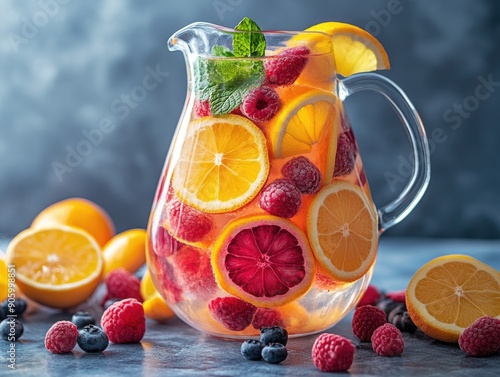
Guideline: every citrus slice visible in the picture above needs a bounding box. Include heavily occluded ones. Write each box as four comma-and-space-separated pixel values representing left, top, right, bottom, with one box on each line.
268, 88, 339, 184
172, 114, 269, 213
102, 229, 146, 277
31, 198, 115, 247
143, 293, 176, 322
307, 181, 378, 282
140, 268, 157, 300
0, 255, 8, 301
5, 226, 103, 308
406, 254, 500, 343
211, 215, 315, 308
304, 22, 390, 77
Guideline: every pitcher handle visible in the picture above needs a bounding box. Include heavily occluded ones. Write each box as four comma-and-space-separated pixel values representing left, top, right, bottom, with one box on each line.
338, 73, 431, 233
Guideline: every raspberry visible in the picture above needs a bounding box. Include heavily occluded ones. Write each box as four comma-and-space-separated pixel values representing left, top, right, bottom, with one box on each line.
281, 156, 322, 194
385, 290, 406, 303
194, 99, 211, 118
259, 179, 302, 218
165, 197, 213, 243
102, 268, 143, 305
352, 305, 387, 341
458, 316, 500, 357
45, 321, 79, 354
152, 225, 182, 257
312, 333, 355, 372
333, 131, 357, 177
101, 298, 145, 343
371, 323, 404, 356
252, 308, 284, 330
156, 258, 183, 304
208, 297, 257, 331
265, 46, 310, 86
356, 285, 381, 307
240, 85, 281, 122
172, 246, 216, 296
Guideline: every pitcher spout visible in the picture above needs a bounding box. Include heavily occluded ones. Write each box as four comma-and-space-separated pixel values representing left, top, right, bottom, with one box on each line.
168, 22, 230, 56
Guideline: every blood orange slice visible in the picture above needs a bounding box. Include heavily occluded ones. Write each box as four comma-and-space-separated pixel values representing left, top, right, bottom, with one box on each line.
211, 215, 315, 308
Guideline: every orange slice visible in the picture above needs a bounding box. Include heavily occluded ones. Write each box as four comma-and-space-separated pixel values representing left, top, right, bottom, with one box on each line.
172, 114, 269, 213
5, 226, 103, 308
211, 215, 315, 308
143, 293, 176, 322
268, 88, 339, 184
102, 229, 146, 277
307, 181, 378, 282
0, 255, 7, 301
31, 198, 115, 247
406, 254, 500, 343
303, 22, 390, 77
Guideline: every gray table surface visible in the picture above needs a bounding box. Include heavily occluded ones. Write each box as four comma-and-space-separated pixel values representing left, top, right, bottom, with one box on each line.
1, 237, 499, 377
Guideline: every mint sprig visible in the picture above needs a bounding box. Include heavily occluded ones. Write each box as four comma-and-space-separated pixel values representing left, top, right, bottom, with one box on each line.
193, 17, 267, 115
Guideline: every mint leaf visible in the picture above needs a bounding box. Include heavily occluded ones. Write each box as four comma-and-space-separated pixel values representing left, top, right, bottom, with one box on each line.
212, 45, 234, 57
210, 85, 248, 115
233, 17, 266, 57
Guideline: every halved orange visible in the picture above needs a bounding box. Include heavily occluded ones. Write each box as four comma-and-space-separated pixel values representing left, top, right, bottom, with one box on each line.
211, 215, 315, 308
102, 229, 146, 277
31, 198, 115, 248
5, 226, 103, 308
172, 114, 269, 213
268, 87, 339, 184
307, 181, 378, 282
406, 254, 500, 343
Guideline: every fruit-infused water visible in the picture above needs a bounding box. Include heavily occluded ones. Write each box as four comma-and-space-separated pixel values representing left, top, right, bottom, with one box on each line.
146, 18, 380, 338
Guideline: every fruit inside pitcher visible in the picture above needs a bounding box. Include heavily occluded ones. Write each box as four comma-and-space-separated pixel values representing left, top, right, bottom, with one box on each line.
147, 21, 379, 338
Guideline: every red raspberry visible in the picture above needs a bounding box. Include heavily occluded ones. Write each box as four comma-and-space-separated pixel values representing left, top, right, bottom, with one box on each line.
193, 98, 211, 118
252, 308, 284, 329
240, 85, 281, 122
352, 305, 387, 341
208, 297, 257, 331
165, 197, 213, 243
312, 333, 355, 372
156, 258, 183, 304
172, 246, 216, 296
458, 316, 500, 357
45, 321, 78, 354
265, 46, 310, 86
281, 156, 322, 194
333, 131, 357, 177
357, 285, 381, 307
103, 268, 143, 304
385, 290, 406, 303
259, 179, 302, 218
371, 323, 404, 356
101, 298, 145, 343
152, 225, 182, 257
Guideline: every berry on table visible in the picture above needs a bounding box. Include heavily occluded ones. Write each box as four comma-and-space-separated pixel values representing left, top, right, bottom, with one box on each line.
164, 197, 213, 243
77, 324, 109, 353
458, 316, 500, 357
241, 85, 281, 122
0, 318, 24, 341
102, 268, 143, 304
259, 326, 288, 346
261, 343, 288, 364
333, 131, 357, 178
385, 290, 406, 303
45, 321, 78, 354
376, 298, 401, 318
241, 339, 264, 361
312, 333, 354, 372
371, 323, 404, 356
356, 285, 381, 307
101, 298, 145, 344
259, 179, 302, 218
208, 297, 257, 331
265, 46, 310, 86
352, 305, 387, 341
0, 298, 27, 318
388, 304, 417, 333
71, 311, 96, 330
281, 156, 322, 194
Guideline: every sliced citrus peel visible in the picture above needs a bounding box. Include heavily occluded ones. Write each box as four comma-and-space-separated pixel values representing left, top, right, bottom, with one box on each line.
406, 254, 500, 343
307, 181, 378, 283
172, 114, 270, 214
211, 215, 315, 308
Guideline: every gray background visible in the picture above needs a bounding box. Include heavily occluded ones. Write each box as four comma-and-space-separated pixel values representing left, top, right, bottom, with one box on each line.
1, 0, 499, 239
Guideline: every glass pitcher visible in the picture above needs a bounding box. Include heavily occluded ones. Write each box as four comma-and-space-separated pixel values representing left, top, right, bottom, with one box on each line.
146, 22, 430, 338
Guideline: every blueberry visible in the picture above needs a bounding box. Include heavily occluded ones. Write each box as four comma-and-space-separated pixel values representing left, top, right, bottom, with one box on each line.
71, 311, 96, 330
375, 298, 400, 318
0, 298, 27, 318
260, 326, 288, 346
261, 343, 287, 364
77, 325, 109, 353
241, 339, 264, 360
388, 304, 417, 333
0, 318, 24, 341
